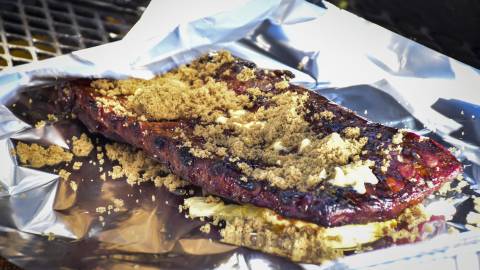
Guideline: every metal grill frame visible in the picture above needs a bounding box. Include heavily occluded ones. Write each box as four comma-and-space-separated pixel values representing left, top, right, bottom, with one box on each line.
0, 0, 145, 70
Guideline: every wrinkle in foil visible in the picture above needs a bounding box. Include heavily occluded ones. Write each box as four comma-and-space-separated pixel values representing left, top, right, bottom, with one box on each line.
0, 0, 479, 269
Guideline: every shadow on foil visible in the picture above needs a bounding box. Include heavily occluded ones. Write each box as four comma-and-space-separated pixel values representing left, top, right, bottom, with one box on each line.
316, 84, 423, 130
432, 98, 480, 147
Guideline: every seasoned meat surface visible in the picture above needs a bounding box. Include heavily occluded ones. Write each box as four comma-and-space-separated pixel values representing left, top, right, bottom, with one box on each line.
56, 51, 462, 227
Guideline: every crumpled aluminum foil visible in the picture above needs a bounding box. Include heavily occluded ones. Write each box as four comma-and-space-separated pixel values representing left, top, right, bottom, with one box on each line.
0, 0, 479, 269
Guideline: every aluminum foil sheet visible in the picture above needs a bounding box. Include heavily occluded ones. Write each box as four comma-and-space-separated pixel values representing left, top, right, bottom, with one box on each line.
0, 0, 479, 269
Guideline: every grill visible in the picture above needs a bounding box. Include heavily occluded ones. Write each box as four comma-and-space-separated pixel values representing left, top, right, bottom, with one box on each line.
0, 1, 149, 268
0, 0, 148, 71
2, 0, 478, 72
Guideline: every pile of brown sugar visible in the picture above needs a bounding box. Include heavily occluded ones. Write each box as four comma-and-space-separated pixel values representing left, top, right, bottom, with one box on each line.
15, 142, 73, 168
184, 196, 428, 264
71, 134, 94, 157
91, 51, 374, 192
15, 132, 186, 193
105, 142, 187, 191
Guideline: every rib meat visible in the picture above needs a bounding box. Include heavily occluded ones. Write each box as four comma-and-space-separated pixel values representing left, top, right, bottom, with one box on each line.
56, 53, 462, 227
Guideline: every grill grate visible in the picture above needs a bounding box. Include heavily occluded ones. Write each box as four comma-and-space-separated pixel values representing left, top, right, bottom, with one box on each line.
0, 0, 147, 71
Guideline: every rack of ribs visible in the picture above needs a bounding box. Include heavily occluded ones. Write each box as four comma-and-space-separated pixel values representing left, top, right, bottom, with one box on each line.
55, 51, 462, 227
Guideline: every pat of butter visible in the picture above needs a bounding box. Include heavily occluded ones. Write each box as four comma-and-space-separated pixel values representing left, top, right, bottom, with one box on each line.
321, 133, 346, 150
229, 109, 247, 118
273, 141, 287, 152
299, 138, 311, 153
215, 116, 228, 124
319, 168, 327, 180
329, 163, 378, 194
233, 121, 265, 129
392, 132, 403, 144
184, 196, 396, 250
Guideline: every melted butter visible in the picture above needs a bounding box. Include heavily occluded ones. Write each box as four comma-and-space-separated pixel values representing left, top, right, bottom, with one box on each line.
299, 138, 311, 153
273, 141, 287, 152
329, 162, 378, 194
229, 109, 247, 118
233, 121, 266, 129
322, 133, 347, 150
215, 115, 228, 124
318, 168, 328, 180
184, 196, 397, 250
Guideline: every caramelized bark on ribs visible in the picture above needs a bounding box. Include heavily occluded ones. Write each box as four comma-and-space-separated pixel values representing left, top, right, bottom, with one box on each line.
56, 53, 462, 227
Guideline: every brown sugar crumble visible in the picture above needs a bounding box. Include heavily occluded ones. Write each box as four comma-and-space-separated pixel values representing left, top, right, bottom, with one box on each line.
105, 143, 187, 190
16, 142, 73, 168
58, 169, 71, 180
274, 80, 289, 89
47, 232, 55, 241
72, 161, 83, 170
127, 74, 249, 122
199, 223, 211, 234
71, 133, 94, 157
392, 131, 404, 145
184, 196, 427, 264
109, 165, 124, 179
96, 206, 106, 214
89, 50, 378, 192
318, 110, 335, 120
343, 127, 361, 139
47, 114, 58, 122
97, 152, 105, 165
236, 67, 256, 82
95, 198, 126, 216
69, 181, 78, 191
153, 174, 187, 192
35, 120, 46, 128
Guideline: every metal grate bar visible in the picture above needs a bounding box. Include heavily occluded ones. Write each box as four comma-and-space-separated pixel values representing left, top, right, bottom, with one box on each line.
0, 0, 146, 71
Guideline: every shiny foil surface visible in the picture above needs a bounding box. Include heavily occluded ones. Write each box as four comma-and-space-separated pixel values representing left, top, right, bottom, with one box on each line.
0, 0, 479, 269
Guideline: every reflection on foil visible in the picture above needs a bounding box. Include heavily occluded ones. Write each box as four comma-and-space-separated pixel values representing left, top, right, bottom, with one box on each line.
367, 35, 455, 79
432, 98, 480, 146
243, 20, 321, 81
98, 206, 174, 253
0, 105, 30, 138
317, 85, 423, 130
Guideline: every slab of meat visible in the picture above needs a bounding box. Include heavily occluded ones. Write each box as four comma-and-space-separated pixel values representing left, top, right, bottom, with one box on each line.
55, 52, 462, 227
